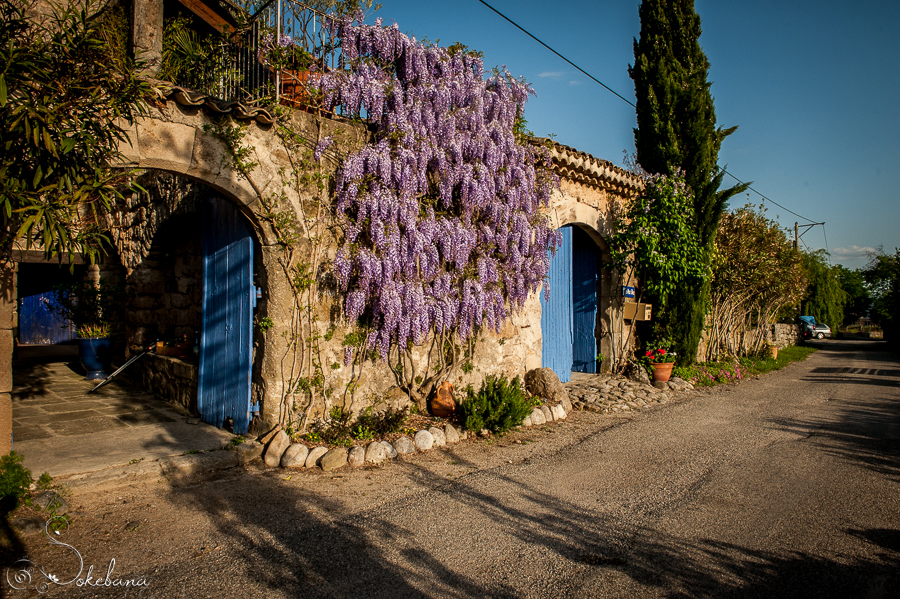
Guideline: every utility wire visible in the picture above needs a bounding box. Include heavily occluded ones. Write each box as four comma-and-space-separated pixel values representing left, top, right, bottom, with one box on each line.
476, 0, 636, 107
722, 171, 816, 224
476, 0, 822, 227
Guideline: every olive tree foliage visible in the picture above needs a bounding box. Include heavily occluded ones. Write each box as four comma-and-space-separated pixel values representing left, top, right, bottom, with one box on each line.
705, 205, 805, 360
801, 250, 847, 333
608, 172, 705, 367
864, 247, 900, 341
0, 0, 149, 263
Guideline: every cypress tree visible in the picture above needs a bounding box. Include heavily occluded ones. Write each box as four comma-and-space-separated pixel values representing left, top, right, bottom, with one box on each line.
629, 0, 748, 363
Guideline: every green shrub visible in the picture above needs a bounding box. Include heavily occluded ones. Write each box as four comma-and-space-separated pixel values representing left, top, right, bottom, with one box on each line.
0, 452, 33, 513
309, 406, 410, 446
457, 375, 532, 435
351, 424, 374, 441
356, 406, 409, 436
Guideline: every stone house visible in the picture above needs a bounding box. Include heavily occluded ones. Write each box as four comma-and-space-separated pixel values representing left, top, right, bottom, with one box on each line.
0, 0, 644, 451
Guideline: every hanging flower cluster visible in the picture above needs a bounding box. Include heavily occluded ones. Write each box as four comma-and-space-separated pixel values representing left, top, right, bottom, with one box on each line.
320, 15, 560, 361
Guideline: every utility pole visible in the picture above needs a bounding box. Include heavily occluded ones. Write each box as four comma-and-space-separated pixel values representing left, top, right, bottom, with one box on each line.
794, 222, 825, 250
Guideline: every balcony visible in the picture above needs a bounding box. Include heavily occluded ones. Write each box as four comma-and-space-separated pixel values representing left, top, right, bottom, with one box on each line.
160, 0, 342, 110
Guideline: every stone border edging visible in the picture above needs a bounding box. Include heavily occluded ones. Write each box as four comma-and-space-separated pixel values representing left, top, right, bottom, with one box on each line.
260, 399, 584, 473
55, 374, 696, 490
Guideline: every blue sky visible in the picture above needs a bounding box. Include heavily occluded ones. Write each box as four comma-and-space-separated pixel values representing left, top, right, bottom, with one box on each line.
366, 0, 900, 270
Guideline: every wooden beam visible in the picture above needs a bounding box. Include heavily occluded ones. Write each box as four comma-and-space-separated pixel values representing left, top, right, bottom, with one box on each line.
177, 0, 235, 33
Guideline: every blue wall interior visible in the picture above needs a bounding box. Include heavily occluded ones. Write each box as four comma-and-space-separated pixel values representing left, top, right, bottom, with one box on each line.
18, 292, 76, 345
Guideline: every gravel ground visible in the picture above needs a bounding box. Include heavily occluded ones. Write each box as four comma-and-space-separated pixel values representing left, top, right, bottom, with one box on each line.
3, 339, 899, 598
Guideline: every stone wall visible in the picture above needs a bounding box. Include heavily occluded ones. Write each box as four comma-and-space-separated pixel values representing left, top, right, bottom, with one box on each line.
138, 353, 197, 413
114, 95, 645, 431
124, 210, 204, 347
697, 321, 802, 361
101, 171, 206, 350
772, 323, 801, 348
0, 264, 15, 453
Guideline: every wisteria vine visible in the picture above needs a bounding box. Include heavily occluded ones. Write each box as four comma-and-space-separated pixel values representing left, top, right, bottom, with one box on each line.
319, 15, 560, 363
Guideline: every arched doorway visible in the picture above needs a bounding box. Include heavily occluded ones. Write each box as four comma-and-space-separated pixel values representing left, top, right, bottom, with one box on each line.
541, 224, 603, 382
112, 174, 261, 435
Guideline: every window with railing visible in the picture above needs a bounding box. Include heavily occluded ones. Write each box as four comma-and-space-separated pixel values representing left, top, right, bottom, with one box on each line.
160, 0, 342, 108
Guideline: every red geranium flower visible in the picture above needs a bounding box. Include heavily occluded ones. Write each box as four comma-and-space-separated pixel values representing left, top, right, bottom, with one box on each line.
657, 349, 666, 356
645, 350, 653, 357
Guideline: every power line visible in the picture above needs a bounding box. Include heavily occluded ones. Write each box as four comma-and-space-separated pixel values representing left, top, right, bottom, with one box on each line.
722, 171, 816, 224
475, 0, 823, 228
475, 0, 635, 107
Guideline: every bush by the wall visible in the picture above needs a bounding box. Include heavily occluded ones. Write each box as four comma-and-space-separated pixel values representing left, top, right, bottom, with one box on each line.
457, 375, 532, 435
0, 452, 33, 513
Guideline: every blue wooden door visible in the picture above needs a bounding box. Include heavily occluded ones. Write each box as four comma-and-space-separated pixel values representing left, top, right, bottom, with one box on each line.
18, 292, 76, 344
541, 226, 573, 382
200, 197, 254, 434
572, 227, 599, 373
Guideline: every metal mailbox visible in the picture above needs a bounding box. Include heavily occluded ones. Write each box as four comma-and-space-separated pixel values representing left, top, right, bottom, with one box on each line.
623, 302, 652, 321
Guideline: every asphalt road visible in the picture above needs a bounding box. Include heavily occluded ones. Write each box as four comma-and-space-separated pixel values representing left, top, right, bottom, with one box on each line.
7, 339, 900, 598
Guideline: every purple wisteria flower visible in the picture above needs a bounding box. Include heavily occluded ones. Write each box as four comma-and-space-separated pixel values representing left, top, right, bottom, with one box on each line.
323, 15, 560, 360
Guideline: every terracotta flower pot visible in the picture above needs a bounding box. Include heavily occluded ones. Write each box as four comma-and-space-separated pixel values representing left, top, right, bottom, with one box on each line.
650, 361, 674, 383
280, 70, 320, 108
430, 381, 456, 418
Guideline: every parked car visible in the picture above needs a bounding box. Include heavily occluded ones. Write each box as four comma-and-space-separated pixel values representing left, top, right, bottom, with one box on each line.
810, 323, 831, 339
798, 316, 831, 339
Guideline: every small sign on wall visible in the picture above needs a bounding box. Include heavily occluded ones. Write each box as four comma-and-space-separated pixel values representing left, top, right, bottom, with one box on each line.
622, 286, 636, 298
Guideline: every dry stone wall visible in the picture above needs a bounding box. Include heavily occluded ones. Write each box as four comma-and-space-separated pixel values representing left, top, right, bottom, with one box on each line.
697, 321, 802, 361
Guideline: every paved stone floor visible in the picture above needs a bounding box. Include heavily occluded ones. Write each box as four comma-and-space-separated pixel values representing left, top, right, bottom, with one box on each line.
11, 346, 236, 477
12, 356, 183, 443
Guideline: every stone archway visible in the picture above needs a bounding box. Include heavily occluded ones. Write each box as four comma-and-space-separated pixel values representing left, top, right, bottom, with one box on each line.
112, 101, 302, 429
538, 144, 645, 375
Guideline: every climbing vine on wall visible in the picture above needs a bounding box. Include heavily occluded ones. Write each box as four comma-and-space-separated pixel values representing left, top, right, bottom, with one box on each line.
317, 15, 560, 407
607, 171, 705, 367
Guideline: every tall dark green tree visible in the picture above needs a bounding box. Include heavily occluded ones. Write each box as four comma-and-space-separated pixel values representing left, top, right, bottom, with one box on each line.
629, 0, 748, 363
835, 265, 871, 325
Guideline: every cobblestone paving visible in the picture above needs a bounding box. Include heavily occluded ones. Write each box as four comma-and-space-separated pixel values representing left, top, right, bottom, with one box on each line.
564, 372, 694, 414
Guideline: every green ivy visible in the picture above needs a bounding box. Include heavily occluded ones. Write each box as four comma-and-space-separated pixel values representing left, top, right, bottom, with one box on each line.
609, 173, 706, 312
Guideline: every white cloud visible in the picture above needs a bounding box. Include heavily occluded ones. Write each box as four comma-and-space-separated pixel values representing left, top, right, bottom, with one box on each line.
569, 80, 581, 86
831, 245, 878, 261
537, 71, 563, 79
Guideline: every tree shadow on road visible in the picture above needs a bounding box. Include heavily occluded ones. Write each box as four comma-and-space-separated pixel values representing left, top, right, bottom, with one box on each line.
768, 391, 900, 483
137, 434, 900, 599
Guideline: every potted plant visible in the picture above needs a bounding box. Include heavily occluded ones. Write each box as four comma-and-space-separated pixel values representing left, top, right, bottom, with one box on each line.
643, 339, 676, 383
258, 33, 320, 107
51, 278, 122, 380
